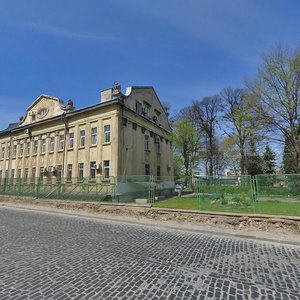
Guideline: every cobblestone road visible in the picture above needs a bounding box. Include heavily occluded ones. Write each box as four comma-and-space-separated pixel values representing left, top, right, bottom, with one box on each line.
0, 207, 299, 300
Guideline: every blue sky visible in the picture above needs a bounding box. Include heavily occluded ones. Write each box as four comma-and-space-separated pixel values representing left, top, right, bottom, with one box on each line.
1, 0, 300, 130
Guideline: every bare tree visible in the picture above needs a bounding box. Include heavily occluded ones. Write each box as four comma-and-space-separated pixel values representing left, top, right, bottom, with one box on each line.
248, 46, 300, 172
191, 96, 220, 176
220, 87, 259, 175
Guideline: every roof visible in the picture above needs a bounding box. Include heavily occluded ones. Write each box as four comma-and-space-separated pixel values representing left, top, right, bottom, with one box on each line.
0, 98, 120, 136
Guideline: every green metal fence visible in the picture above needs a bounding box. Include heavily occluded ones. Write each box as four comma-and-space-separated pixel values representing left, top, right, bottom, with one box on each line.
0, 177, 115, 201
0, 175, 165, 204
255, 174, 300, 201
1, 174, 300, 215
195, 175, 257, 212
112, 175, 154, 204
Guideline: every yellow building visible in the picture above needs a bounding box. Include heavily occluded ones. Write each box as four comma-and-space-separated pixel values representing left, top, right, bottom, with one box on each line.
0, 84, 173, 183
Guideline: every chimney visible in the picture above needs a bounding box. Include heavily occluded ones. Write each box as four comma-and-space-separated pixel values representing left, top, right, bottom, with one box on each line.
100, 88, 113, 103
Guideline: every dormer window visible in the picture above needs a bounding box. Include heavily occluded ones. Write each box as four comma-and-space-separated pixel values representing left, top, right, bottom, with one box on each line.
136, 101, 142, 114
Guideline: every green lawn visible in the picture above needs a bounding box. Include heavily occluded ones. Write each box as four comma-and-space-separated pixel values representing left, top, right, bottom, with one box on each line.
153, 197, 300, 217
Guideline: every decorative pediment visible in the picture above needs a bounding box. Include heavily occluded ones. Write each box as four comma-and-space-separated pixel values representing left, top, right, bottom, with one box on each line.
19, 95, 74, 126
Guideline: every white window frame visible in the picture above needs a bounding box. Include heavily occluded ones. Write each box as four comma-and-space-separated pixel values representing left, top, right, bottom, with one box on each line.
104, 125, 110, 143
59, 135, 65, 151
26, 142, 30, 156
1, 147, 4, 160
80, 130, 85, 147
19, 143, 24, 157
50, 137, 55, 152
41, 139, 46, 153
67, 164, 73, 181
91, 127, 97, 145
34, 140, 38, 154
90, 161, 96, 180
69, 132, 74, 149
78, 163, 84, 181
103, 160, 110, 179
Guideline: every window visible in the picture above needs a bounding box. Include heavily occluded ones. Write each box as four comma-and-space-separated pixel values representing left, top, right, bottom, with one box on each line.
104, 125, 110, 143
59, 135, 65, 151
26, 142, 30, 156
47, 166, 53, 183
24, 168, 29, 180
31, 167, 36, 183
145, 164, 150, 175
57, 165, 62, 181
17, 169, 21, 179
0, 170, 2, 182
13, 145, 17, 157
19, 144, 24, 157
50, 137, 55, 152
78, 163, 84, 181
91, 127, 97, 145
1, 147, 4, 160
103, 160, 110, 179
142, 106, 149, 118
7, 146, 10, 159
90, 161, 96, 180
156, 142, 161, 154
144, 135, 149, 151
157, 166, 161, 177
41, 139, 46, 153
39, 167, 44, 179
38, 108, 48, 117
69, 132, 74, 149
10, 169, 15, 184
34, 140, 38, 154
80, 130, 85, 147
136, 101, 142, 114
67, 164, 72, 181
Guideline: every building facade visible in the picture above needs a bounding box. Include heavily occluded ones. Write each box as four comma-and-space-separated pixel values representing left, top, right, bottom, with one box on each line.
0, 84, 173, 183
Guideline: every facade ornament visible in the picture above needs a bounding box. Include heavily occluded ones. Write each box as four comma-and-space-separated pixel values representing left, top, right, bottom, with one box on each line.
112, 82, 122, 98
62, 99, 74, 112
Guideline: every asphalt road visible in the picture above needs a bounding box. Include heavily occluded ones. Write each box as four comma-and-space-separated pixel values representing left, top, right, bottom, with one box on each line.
0, 207, 299, 300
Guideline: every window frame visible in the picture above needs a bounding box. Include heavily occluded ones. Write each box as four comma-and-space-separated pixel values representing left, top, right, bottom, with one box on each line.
91, 127, 97, 145
49, 137, 55, 153
144, 135, 149, 151
58, 135, 65, 151
103, 160, 110, 179
104, 125, 110, 143
90, 161, 96, 180
69, 132, 74, 149
79, 130, 86, 147
78, 163, 84, 181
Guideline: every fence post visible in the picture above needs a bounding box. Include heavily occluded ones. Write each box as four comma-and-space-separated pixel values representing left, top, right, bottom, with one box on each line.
250, 175, 257, 201
195, 179, 201, 210
3, 178, 7, 195
36, 177, 41, 198
148, 175, 154, 204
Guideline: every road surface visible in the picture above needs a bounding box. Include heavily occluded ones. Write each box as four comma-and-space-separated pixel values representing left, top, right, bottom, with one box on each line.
0, 207, 299, 299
